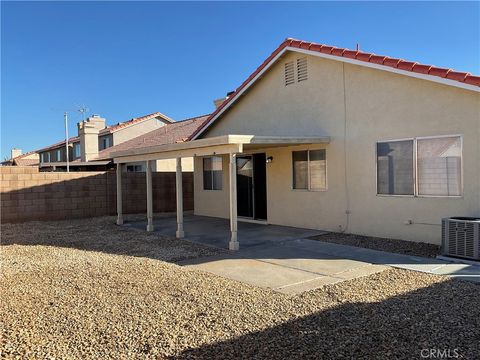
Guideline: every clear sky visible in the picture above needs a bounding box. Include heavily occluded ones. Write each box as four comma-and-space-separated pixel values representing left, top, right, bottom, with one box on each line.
1, 1, 479, 159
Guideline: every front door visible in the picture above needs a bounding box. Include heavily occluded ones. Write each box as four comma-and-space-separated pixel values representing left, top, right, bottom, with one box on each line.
236, 153, 267, 220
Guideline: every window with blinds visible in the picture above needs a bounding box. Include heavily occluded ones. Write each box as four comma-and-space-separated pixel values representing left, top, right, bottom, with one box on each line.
292, 149, 326, 191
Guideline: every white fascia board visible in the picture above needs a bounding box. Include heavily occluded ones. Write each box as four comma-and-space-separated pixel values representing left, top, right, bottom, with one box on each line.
193, 46, 479, 140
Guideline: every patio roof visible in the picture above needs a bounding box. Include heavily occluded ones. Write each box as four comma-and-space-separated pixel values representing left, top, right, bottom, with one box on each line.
39, 160, 111, 168
112, 134, 330, 163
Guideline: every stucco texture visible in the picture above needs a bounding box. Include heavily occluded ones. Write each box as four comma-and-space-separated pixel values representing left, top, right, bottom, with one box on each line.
194, 51, 480, 245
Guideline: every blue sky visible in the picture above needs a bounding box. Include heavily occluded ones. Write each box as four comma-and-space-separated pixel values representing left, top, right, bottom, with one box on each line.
1, 1, 479, 159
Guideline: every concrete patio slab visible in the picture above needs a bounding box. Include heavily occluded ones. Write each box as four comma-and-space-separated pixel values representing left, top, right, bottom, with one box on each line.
125, 214, 326, 249
287, 238, 480, 283
180, 254, 332, 290
126, 215, 480, 293
239, 243, 376, 276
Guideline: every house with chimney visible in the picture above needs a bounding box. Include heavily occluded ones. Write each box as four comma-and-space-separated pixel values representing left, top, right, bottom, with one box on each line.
4, 111, 208, 172
35, 112, 196, 172
1, 149, 39, 167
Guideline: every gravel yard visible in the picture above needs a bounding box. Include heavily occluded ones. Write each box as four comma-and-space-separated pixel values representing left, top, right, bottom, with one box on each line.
309, 232, 441, 258
1, 217, 479, 359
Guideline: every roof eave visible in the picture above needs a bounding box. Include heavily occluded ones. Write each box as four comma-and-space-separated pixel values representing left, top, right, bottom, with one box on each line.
191, 42, 479, 141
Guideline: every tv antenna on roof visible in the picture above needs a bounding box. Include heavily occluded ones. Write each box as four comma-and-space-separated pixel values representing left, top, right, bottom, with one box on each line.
78, 105, 89, 121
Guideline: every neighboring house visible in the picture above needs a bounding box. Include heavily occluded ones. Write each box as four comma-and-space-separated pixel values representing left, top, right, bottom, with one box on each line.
92, 114, 210, 172
1, 149, 39, 167
111, 38, 479, 249
37, 112, 175, 171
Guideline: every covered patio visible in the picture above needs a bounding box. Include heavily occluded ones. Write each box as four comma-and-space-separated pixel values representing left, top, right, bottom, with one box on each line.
112, 134, 330, 251
123, 213, 324, 249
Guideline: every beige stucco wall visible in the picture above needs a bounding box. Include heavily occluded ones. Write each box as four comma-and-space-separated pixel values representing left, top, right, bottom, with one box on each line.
112, 117, 167, 145
122, 158, 194, 172
193, 155, 230, 218
194, 51, 480, 245
156, 157, 193, 172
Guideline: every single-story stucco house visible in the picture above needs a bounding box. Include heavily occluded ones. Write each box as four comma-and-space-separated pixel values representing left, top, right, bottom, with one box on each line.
112, 38, 480, 250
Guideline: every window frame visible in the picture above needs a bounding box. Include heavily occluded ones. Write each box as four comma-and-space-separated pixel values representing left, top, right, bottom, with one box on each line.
376, 135, 463, 198
102, 137, 110, 149
42, 152, 51, 163
73, 143, 81, 159
126, 164, 143, 173
203, 156, 223, 191
415, 134, 463, 198
291, 148, 328, 192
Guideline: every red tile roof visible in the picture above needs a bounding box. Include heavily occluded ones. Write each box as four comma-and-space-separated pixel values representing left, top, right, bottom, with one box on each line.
189, 38, 480, 140
94, 114, 210, 160
14, 157, 39, 166
1, 150, 40, 166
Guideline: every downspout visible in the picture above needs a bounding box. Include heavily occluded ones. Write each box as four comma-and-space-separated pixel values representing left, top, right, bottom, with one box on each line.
341, 62, 351, 233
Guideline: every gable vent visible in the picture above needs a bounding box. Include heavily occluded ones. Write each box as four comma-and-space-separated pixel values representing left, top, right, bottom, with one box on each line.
284, 61, 295, 86
297, 57, 308, 82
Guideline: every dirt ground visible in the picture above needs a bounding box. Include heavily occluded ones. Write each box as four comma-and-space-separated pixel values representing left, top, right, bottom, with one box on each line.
1, 217, 479, 359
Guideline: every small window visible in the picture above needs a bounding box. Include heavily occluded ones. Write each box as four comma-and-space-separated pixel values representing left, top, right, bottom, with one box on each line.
74, 143, 81, 158
297, 57, 308, 82
376, 140, 414, 195
126, 164, 143, 173
284, 61, 295, 86
45, 152, 51, 162
292, 149, 326, 191
56, 149, 61, 161
101, 137, 111, 150
203, 156, 223, 190
417, 136, 462, 196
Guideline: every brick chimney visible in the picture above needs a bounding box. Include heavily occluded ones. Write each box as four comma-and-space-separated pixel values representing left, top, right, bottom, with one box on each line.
77, 115, 106, 161
11, 148, 22, 159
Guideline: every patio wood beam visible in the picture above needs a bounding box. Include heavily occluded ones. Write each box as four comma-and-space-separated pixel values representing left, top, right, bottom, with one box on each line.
116, 163, 123, 225
176, 157, 184, 239
113, 144, 242, 164
146, 160, 154, 232
229, 153, 239, 251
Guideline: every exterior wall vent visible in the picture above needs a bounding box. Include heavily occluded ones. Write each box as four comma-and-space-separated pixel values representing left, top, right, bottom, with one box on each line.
297, 57, 308, 82
442, 217, 480, 260
284, 61, 295, 86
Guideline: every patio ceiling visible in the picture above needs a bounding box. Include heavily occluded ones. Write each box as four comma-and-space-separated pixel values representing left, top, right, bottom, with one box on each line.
111, 134, 330, 163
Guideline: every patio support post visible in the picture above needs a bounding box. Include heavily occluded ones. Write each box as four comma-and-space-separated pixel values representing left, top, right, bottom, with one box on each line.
146, 160, 154, 232
229, 153, 239, 250
116, 163, 123, 225
175, 157, 184, 238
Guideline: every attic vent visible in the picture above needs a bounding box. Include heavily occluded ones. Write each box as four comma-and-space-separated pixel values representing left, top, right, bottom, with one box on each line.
297, 57, 308, 82
284, 61, 295, 86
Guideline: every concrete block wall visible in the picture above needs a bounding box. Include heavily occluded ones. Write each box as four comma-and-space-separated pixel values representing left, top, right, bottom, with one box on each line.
1, 166, 193, 223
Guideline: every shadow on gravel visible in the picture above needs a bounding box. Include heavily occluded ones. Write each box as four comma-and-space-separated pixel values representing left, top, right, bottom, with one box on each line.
171, 279, 480, 360
0, 215, 222, 262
